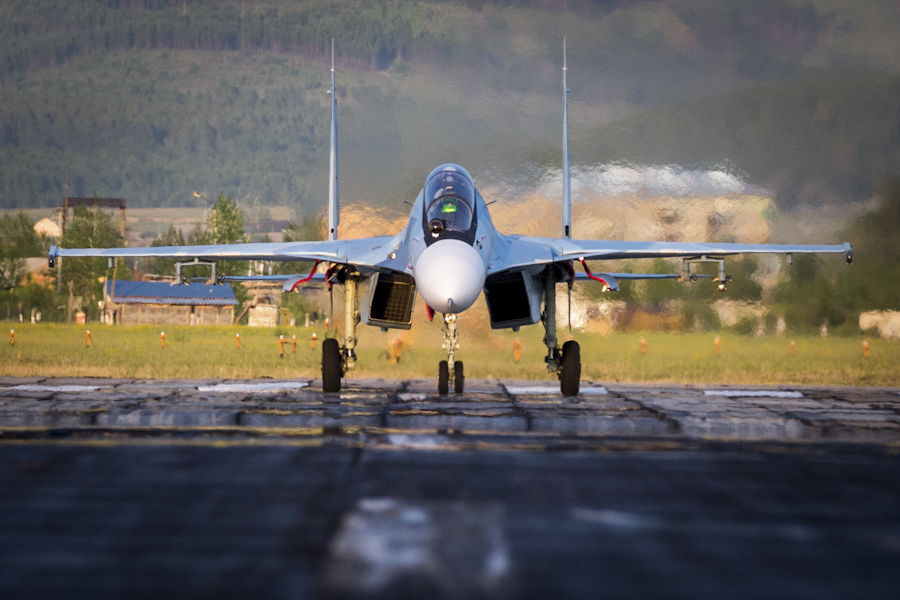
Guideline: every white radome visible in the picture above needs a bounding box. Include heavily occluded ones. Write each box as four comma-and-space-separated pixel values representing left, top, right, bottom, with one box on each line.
414, 239, 486, 314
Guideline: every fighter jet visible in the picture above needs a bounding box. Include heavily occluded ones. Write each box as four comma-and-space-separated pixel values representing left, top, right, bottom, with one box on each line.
49, 43, 852, 396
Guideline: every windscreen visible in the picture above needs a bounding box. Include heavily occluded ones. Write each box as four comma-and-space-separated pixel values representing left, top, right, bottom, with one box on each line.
424, 167, 475, 232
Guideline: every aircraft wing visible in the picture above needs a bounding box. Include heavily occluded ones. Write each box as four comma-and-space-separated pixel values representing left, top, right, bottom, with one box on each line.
49, 236, 400, 270
487, 235, 852, 275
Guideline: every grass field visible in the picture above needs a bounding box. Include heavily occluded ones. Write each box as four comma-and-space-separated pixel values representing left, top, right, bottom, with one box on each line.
1, 321, 897, 386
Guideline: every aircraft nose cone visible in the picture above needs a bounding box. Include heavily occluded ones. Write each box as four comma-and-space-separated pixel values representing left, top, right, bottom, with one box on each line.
414, 239, 486, 313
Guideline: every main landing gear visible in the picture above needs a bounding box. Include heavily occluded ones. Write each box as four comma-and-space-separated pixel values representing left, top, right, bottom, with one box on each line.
437, 313, 464, 395
543, 269, 581, 397
321, 270, 359, 393
321, 337, 342, 393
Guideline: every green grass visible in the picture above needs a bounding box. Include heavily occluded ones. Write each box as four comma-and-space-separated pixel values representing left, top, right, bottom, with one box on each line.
1, 321, 897, 386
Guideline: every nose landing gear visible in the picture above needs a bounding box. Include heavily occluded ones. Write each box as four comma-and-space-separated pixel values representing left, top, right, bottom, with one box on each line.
437, 313, 464, 395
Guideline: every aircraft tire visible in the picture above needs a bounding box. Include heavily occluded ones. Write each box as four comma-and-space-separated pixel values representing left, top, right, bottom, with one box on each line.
438, 360, 449, 395
560, 340, 581, 397
454, 361, 464, 394
322, 338, 342, 393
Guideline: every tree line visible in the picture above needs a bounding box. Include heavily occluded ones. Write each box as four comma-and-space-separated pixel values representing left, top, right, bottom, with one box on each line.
0, 57, 331, 209
4, 49, 900, 210
1, 0, 433, 80
3, 1, 900, 209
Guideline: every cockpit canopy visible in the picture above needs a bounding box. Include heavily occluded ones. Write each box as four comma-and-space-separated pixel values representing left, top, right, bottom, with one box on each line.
426, 195, 473, 234
424, 165, 475, 236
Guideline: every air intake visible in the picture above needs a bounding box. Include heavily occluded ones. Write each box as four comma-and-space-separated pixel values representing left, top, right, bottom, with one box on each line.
364, 272, 416, 328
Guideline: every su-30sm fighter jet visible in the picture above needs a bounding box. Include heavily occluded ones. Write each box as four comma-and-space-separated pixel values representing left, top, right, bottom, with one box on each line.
49, 44, 852, 396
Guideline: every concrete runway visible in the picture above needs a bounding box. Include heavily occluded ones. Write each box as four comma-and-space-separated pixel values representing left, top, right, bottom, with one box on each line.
1, 377, 899, 598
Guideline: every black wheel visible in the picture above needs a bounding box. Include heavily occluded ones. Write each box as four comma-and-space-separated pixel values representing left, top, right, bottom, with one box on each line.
454, 361, 464, 394
560, 340, 581, 397
438, 360, 449, 395
322, 338, 342, 393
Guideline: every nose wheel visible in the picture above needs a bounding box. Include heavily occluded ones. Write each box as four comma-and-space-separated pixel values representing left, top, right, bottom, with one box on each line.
437, 314, 464, 395
437, 360, 465, 395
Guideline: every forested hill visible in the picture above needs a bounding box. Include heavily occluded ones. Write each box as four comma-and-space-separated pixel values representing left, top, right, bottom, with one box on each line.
2, 0, 900, 211
1, 0, 430, 75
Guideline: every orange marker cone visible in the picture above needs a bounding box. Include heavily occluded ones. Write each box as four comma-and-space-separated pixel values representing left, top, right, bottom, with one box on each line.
85, 330, 92, 347
512, 337, 522, 363
639, 337, 647, 354
235, 333, 241, 349
160, 331, 166, 349
292, 335, 297, 353
9, 329, 14, 346
790, 340, 796, 355
863, 340, 870, 359
389, 336, 404, 364
714, 336, 721, 355
310, 332, 317, 350
279, 335, 286, 358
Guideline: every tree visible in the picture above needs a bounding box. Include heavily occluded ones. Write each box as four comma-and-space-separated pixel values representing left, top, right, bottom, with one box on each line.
768, 176, 900, 333
641, 258, 684, 307
282, 215, 325, 243
772, 254, 845, 334
0, 212, 47, 290
203, 192, 249, 246
0, 211, 52, 322
146, 224, 186, 277
58, 205, 129, 317
831, 176, 900, 316
143, 194, 249, 292
272, 214, 324, 275
200, 192, 249, 279
844, 176, 900, 264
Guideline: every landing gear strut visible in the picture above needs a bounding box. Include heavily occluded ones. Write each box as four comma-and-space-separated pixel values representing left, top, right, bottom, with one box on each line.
321, 270, 360, 393
437, 313, 464, 395
542, 269, 580, 396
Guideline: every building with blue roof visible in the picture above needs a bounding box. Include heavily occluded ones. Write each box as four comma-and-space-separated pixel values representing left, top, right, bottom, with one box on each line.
103, 280, 237, 325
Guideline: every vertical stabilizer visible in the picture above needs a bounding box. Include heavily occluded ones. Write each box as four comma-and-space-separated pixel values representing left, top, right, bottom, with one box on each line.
561, 39, 572, 240
327, 40, 340, 241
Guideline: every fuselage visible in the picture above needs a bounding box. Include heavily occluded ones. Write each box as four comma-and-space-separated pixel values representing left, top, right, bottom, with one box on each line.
407, 164, 491, 314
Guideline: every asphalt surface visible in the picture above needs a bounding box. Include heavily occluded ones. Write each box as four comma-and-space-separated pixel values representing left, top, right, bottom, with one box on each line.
1, 376, 899, 599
